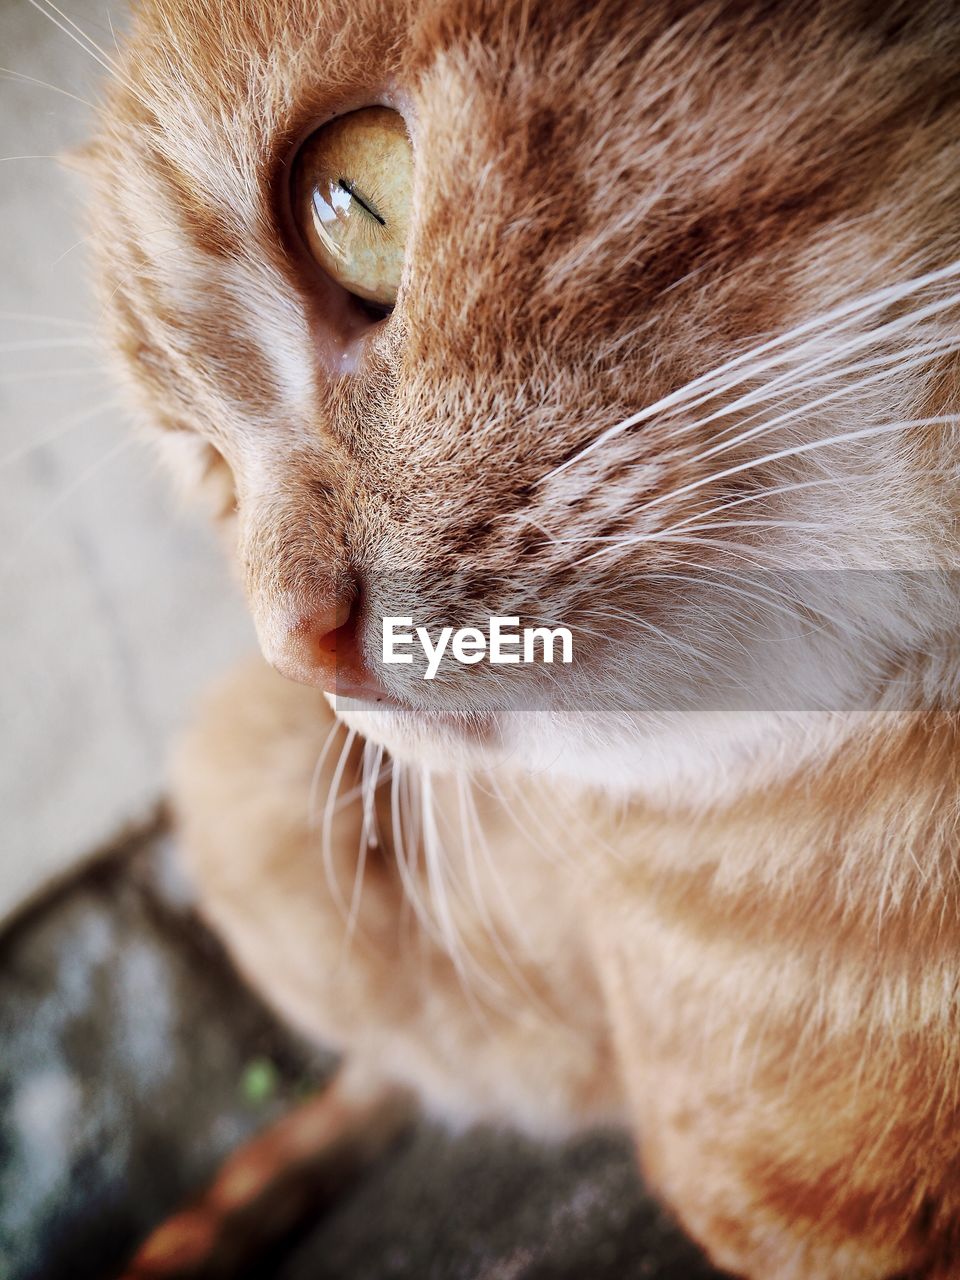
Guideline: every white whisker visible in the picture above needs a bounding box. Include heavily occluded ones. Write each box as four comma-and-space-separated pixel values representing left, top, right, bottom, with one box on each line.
579, 604, 725, 670
399, 767, 452, 955
0, 154, 66, 164
578, 415, 959, 564
668, 332, 960, 470
6, 434, 133, 567
543, 258, 960, 481
0, 399, 121, 469
320, 725, 357, 924
640, 474, 863, 540
0, 367, 103, 385
456, 775, 562, 1024
0, 311, 92, 329
24, 0, 137, 95
420, 769, 495, 1022
550, 475, 859, 550
49, 236, 94, 270
0, 338, 95, 353
389, 764, 440, 942
307, 717, 346, 831
341, 740, 384, 958
0, 65, 93, 108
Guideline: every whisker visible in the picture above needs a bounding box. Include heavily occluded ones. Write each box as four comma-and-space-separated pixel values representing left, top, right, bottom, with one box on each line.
341, 740, 384, 958
0, 65, 94, 108
307, 718, 345, 827
669, 332, 960, 469
420, 769, 494, 1023
570, 517, 830, 546
634, 532, 818, 561
482, 771, 575, 870
579, 604, 726, 669
578, 415, 959, 564
320, 726, 357, 924
333, 763, 394, 813
658, 319, 960, 466
389, 765, 435, 940
639, 475, 864, 540
549, 475, 859, 551
0, 367, 104, 385
25, 0, 138, 95
49, 236, 94, 270
0, 154, 66, 164
0, 311, 92, 328
32, 0, 127, 68
5, 434, 134, 566
456, 776, 561, 1024
105, 7, 121, 59
657, 518, 831, 533
630, 567, 860, 636
459, 778, 532, 948
0, 338, 95, 353
543, 258, 960, 481
0, 399, 121, 469
390, 765, 443, 945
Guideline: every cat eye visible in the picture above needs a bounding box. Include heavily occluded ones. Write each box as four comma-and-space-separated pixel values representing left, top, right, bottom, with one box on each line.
292, 106, 413, 311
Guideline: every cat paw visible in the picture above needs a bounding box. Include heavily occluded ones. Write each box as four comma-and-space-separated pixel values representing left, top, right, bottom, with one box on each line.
119, 1063, 414, 1279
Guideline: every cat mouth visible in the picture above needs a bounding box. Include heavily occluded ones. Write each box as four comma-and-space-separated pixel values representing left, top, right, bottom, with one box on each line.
321, 672, 398, 704
327, 688, 496, 744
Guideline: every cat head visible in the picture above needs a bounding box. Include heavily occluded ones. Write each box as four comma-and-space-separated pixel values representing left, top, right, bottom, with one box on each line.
85, 0, 960, 794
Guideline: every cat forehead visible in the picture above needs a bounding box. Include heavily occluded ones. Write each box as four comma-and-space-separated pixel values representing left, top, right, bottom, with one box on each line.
94, 0, 794, 320
88, 0, 960, 433
95, 0, 952, 269
101, 0, 818, 198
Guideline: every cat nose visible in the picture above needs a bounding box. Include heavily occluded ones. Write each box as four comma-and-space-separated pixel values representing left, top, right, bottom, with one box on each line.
262, 595, 389, 701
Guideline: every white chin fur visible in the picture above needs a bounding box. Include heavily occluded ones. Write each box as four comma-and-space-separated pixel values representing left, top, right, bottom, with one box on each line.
331, 692, 846, 809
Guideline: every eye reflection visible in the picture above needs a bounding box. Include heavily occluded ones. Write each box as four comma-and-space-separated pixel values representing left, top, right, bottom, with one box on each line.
293, 107, 413, 308
311, 182, 353, 261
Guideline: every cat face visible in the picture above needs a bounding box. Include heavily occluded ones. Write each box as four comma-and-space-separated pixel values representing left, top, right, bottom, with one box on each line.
86, 0, 960, 791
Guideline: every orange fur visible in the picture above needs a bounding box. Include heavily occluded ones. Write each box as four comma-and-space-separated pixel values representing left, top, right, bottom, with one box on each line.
84, 1, 960, 1274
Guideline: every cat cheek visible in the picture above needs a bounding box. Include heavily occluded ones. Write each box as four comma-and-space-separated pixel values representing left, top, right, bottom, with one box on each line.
150, 432, 237, 522
198, 444, 238, 521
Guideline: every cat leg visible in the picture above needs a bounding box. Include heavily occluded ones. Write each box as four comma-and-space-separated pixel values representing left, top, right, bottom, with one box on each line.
599, 936, 948, 1280
170, 656, 404, 1052
629, 1068, 933, 1280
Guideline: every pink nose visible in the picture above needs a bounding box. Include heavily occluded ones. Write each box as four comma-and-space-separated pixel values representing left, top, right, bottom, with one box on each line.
264, 597, 389, 701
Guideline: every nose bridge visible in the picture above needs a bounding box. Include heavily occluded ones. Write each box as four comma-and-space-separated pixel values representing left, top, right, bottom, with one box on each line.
238, 447, 350, 614
235, 446, 401, 697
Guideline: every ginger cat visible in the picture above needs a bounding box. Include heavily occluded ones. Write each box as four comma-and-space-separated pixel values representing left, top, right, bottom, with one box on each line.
79, 0, 960, 1274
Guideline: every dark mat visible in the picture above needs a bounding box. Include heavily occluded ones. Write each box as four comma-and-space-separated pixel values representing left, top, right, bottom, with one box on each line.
0, 827, 725, 1280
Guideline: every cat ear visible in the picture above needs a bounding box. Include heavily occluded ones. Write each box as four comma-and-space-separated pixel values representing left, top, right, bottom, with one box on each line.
58, 139, 101, 176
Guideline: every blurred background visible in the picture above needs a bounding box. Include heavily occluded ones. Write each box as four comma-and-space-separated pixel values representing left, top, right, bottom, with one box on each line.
0, 0, 251, 922
0, 3, 724, 1277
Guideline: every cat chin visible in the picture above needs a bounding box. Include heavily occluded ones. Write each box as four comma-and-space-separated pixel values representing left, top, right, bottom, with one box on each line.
327, 694, 500, 773
498, 709, 848, 805
330, 691, 848, 806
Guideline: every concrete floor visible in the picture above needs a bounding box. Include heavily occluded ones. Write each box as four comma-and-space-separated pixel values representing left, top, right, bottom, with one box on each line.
0, 0, 251, 922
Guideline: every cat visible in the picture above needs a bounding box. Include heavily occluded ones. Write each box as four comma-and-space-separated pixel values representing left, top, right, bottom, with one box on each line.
76, 0, 960, 1275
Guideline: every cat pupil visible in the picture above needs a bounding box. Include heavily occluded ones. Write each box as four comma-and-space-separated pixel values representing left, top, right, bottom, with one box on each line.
338, 178, 386, 226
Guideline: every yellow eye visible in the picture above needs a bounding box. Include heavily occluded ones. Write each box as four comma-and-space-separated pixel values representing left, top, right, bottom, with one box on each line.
293, 106, 412, 309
